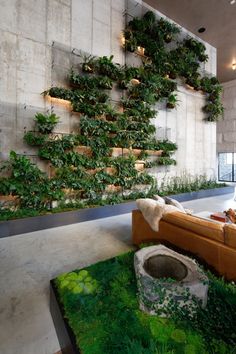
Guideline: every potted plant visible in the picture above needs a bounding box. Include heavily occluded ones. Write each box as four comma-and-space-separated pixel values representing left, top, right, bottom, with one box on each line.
80, 54, 96, 73
185, 74, 201, 91
183, 38, 208, 62
43, 87, 72, 101
123, 30, 138, 53
34, 113, 59, 134
166, 93, 178, 109
203, 100, 224, 121
97, 76, 113, 90
24, 131, 47, 146
95, 55, 120, 80
158, 17, 180, 43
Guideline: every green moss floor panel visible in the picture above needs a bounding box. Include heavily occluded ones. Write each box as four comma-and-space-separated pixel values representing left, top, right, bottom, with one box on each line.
53, 251, 236, 354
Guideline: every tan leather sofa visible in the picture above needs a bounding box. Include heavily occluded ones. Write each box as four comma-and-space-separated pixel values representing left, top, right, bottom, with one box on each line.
132, 209, 236, 281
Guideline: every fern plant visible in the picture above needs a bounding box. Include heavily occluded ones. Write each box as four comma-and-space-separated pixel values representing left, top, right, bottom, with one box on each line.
34, 113, 59, 134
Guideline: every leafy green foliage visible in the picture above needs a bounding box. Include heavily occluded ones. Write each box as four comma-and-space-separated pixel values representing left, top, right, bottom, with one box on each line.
0, 151, 64, 209
124, 10, 223, 122
156, 173, 226, 196
167, 93, 179, 109
54, 251, 236, 354
57, 270, 98, 295
23, 131, 47, 146
96, 55, 121, 80
34, 112, 59, 134
1, 9, 224, 218
0, 207, 40, 221
183, 38, 208, 62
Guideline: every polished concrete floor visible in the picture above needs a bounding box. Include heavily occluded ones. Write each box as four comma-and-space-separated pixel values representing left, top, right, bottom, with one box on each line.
0, 193, 235, 354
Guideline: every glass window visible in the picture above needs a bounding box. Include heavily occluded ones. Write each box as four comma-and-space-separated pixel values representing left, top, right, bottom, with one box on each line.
218, 153, 233, 181
234, 153, 236, 182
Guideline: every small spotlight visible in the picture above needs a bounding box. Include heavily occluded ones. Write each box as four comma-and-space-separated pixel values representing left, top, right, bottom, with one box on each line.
137, 46, 145, 56
232, 63, 236, 70
198, 27, 206, 33
230, 0, 235, 4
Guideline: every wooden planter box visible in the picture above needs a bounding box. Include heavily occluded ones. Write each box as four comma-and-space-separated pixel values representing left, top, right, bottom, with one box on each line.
86, 167, 116, 176
105, 184, 122, 193
86, 168, 101, 175
144, 149, 163, 156
0, 195, 18, 202
111, 147, 123, 157
135, 160, 145, 171
123, 148, 142, 157
73, 146, 92, 156
105, 167, 116, 175
0, 195, 19, 208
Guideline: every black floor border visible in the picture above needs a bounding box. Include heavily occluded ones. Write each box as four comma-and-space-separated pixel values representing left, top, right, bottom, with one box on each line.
0, 186, 234, 238
50, 281, 80, 354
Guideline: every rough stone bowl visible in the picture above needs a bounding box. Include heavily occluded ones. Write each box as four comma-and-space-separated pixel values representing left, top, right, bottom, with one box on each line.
134, 245, 209, 316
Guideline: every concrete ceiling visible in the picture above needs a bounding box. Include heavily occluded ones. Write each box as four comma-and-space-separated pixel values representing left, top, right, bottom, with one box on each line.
145, 0, 236, 83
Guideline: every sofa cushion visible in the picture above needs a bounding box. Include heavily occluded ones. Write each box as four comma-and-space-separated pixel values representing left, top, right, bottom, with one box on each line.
164, 196, 186, 212
162, 212, 224, 243
136, 198, 182, 232
152, 195, 166, 205
224, 224, 236, 249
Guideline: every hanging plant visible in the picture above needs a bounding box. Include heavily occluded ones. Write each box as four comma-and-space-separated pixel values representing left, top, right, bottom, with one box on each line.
166, 93, 179, 109
123, 29, 138, 53
43, 87, 72, 101
34, 113, 59, 134
203, 100, 224, 121
95, 55, 120, 80
118, 66, 141, 89
24, 132, 47, 146
158, 17, 180, 43
80, 53, 96, 73
97, 76, 113, 90
185, 74, 201, 91
183, 38, 209, 62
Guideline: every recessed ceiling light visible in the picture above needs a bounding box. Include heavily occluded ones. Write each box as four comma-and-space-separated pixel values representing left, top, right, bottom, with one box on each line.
230, 0, 235, 4
198, 27, 206, 33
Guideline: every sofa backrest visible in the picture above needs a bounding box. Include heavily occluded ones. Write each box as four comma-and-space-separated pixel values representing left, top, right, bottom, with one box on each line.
162, 212, 224, 243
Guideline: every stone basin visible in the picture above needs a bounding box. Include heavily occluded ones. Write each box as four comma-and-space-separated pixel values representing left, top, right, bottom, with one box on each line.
134, 245, 208, 317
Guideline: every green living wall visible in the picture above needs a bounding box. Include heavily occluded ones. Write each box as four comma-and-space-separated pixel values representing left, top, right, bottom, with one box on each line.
0, 10, 223, 218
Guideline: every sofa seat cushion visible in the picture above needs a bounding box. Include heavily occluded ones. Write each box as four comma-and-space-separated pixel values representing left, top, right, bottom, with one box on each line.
162, 212, 224, 243
224, 224, 236, 249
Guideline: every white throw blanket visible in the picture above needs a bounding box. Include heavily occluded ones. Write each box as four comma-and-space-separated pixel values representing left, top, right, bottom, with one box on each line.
136, 198, 185, 232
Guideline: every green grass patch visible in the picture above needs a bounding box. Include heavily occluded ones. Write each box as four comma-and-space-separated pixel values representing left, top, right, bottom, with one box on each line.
54, 251, 236, 354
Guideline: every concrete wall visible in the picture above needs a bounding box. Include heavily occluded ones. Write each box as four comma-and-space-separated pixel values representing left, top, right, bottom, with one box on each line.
0, 0, 217, 180
141, 1, 217, 180
0, 1, 218, 354
217, 79, 236, 153
0, 0, 126, 161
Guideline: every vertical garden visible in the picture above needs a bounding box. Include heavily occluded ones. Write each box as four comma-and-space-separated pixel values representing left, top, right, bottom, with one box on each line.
0, 10, 223, 220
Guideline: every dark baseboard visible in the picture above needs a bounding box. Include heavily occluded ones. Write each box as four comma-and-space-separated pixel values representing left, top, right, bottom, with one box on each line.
0, 186, 234, 238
